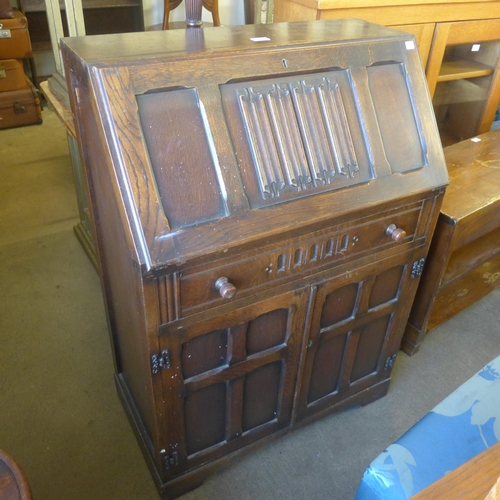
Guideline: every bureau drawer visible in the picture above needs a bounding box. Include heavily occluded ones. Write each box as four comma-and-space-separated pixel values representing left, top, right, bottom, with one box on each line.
174, 201, 427, 316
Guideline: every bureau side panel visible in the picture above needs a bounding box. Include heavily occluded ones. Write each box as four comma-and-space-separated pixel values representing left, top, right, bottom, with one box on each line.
62, 50, 163, 458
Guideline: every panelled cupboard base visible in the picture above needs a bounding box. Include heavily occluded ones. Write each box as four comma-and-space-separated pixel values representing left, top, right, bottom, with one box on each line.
116, 372, 392, 499
61, 20, 448, 500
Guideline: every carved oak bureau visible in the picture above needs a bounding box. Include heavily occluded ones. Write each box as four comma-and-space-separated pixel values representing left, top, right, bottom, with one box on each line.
60, 20, 449, 499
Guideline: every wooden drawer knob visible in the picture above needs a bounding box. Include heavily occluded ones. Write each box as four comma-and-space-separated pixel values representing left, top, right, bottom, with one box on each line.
215, 277, 237, 299
386, 223, 406, 242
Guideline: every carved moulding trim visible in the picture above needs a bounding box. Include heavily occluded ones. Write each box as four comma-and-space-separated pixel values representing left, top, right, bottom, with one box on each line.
237, 73, 361, 201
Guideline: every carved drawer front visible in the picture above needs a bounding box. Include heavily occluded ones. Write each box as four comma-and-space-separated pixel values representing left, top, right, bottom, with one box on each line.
156, 288, 308, 479
175, 201, 425, 317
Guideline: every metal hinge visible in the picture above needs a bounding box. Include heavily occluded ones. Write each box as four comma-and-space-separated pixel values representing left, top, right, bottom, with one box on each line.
411, 258, 425, 278
385, 354, 397, 370
161, 450, 179, 471
151, 349, 171, 374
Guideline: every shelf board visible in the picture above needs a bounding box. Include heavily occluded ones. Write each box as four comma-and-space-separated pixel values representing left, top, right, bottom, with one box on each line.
427, 251, 500, 333
438, 59, 494, 82
441, 226, 500, 287
433, 78, 488, 106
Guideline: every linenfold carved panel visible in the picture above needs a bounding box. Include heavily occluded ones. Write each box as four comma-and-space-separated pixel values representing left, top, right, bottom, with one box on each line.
221, 70, 373, 208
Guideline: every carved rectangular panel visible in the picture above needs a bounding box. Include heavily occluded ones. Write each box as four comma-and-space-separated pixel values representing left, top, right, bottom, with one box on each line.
221, 69, 373, 208
137, 88, 228, 229
367, 62, 428, 173
181, 308, 289, 454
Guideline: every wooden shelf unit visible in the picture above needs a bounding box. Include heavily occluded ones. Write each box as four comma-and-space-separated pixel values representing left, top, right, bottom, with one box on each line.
442, 226, 500, 286
427, 20, 500, 143
20, 0, 144, 40
403, 129, 500, 354
18, 0, 144, 80
273, 1, 500, 146
433, 79, 488, 105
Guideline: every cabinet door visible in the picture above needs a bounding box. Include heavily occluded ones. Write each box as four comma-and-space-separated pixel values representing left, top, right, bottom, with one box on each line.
156, 288, 308, 479
296, 252, 423, 421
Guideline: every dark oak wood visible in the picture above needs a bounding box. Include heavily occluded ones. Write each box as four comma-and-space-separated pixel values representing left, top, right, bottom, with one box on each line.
403, 128, 500, 355
60, 20, 448, 499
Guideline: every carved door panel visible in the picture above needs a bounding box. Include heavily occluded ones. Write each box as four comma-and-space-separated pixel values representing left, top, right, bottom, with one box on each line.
156, 288, 309, 480
296, 251, 424, 421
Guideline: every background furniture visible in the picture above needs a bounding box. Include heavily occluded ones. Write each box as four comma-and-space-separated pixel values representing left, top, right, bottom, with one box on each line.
0, 449, 32, 500
273, 0, 500, 145
244, 0, 272, 23
0, 8, 42, 128
61, 19, 448, 499
40, 80, 97, 268
18, 0, 144, 83
413, 443, 500, 500
427, 18, 500, 145
403, 129, 500, 355
0, 7, 38, 89
38, 0, 97, 268
355, 354, 500, 499
150, 0, 220, 31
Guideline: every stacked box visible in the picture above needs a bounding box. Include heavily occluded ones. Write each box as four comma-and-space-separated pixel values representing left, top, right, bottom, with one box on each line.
0, 77, 42, 129
0, 8, 41, 128
0, 59, 26, 91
